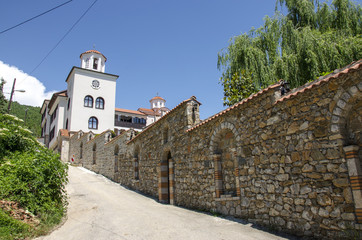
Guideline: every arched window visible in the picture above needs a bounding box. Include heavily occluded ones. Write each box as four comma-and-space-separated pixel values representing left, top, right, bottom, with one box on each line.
84, 95, 93, 108
95, 97, 104, 109
88, 117, 98, 129
93, 58, 98, 70
65, 119, 69, 130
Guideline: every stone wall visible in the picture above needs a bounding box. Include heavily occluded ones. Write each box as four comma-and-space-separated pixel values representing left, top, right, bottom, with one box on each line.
67, 60, 362, 239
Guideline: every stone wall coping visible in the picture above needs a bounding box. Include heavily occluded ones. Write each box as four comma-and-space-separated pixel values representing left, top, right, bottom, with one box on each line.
104, 129, 130, 146
127, 96, 200, 144
276, 59, 362, 104
187, 84, 280, 133
85, 129, 111, 146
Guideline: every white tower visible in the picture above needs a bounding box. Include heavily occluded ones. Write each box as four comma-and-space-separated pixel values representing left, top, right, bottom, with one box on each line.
65, 50, 118, 134
80, 50, 107, 72
150, 96, 166, 110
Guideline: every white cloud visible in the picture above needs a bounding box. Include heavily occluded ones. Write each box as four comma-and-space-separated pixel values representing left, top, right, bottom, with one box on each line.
0, 61, 56, 107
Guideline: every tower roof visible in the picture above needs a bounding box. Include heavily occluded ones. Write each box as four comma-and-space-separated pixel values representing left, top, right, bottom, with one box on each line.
149, 96, 166, 102
80, 50, 107, 61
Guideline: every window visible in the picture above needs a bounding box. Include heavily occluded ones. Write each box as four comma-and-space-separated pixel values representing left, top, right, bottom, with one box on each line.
84, 95, 93, 108
67, 98, 71, 110
66, 119, 69, 130
120, 115, 132, 123
95, 97, 104, 109
50, 127, 55, 141
93, 58, 98, 70
88, 117, 98, 129
50, 107, 58, 125
85, 58, 89, 68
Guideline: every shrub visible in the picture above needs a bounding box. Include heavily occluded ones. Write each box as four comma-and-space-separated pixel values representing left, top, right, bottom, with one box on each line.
0, 113, 68, 237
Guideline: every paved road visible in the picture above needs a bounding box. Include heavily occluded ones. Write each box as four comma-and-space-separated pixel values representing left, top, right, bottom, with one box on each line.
36, 166, 291, 240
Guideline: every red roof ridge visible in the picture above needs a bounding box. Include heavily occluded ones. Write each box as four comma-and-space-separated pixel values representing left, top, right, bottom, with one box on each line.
187, 84, 280, 132
115, 108, 146, 115
80, 50, 107, 61
149, 96, 166, 102
276, 59, 362, 103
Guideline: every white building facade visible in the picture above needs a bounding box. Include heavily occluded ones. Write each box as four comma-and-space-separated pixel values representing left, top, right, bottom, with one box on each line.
40, 50, 169, 150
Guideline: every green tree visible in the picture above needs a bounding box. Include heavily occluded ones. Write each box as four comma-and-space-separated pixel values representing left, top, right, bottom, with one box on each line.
218, 0, 362, 106
0, 78, 7, 114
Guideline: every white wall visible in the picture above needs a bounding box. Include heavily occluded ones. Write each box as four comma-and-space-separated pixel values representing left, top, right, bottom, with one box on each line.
67, 67, 118, 134
48, 98, 67, 148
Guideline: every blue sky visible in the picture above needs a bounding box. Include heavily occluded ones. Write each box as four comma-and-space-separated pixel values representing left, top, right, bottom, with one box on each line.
1, 0, 279, 119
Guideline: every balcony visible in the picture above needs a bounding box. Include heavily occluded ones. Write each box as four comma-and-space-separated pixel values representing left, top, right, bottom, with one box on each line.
114, 120, 146, 129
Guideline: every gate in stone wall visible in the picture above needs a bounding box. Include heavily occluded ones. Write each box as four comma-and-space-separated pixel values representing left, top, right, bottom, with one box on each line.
159, 151, 174, 204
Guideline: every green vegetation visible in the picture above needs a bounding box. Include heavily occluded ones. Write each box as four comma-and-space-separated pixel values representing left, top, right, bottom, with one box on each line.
218, 0, 362, 106
0, 78, 7, 114
9, 101, 42, 137
0, 78, 42, 137
0, 114, 68, 239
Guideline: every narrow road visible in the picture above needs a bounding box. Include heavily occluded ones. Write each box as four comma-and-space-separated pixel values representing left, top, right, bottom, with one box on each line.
36, 166, 292, 240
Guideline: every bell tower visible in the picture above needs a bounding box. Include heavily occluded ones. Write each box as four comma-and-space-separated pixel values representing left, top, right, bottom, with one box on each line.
80, 50, 107, 72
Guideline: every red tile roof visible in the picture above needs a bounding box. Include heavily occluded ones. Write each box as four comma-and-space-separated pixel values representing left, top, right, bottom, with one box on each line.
115, 108, 146, 116
128, 96, 201, 144
48, 90, 68, 111
138, 108, 161, 116
80, 50, 107, 61
150, 96, 166, 102
59, 129, 69, 137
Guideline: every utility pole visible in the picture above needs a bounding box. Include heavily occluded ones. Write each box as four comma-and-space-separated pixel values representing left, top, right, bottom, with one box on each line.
25, 108, 29, 124
7, 78, 16, 113
7, 78, 25, 113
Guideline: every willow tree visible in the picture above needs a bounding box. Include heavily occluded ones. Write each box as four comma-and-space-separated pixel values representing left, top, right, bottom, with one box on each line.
218, 0, 362, 106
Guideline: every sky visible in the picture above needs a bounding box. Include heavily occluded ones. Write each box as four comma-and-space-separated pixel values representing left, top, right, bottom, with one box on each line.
1, 0, 282, 119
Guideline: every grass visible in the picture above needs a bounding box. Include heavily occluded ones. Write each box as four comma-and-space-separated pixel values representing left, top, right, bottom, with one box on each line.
0, 206, 67, 240
0, 208, 31, 240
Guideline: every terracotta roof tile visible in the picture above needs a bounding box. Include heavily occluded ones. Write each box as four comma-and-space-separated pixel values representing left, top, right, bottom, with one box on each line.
138, 108, 161, 116
80, 50, 107, 61
115, 108, 146, 116
149, 96, 166, 102
186, 84, 279, 132
276, 59, 362, 103
59, 129, 69, 137
48, 90, 67, 111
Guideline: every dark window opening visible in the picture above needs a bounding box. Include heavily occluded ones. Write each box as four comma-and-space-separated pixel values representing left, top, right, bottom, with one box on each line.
50, 127, 55, 141
84, 95, 93, 108
95, 97, 104, 109
93, 58, 98, 70
88, 117, 98, 129
120, 115, 132, 123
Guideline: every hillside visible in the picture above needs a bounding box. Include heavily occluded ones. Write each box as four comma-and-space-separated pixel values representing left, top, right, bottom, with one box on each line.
9, 102, 41, 137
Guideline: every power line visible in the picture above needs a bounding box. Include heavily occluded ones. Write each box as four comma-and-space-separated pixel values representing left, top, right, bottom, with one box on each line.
18, 0, 99, 85
0, 0, 73, 35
